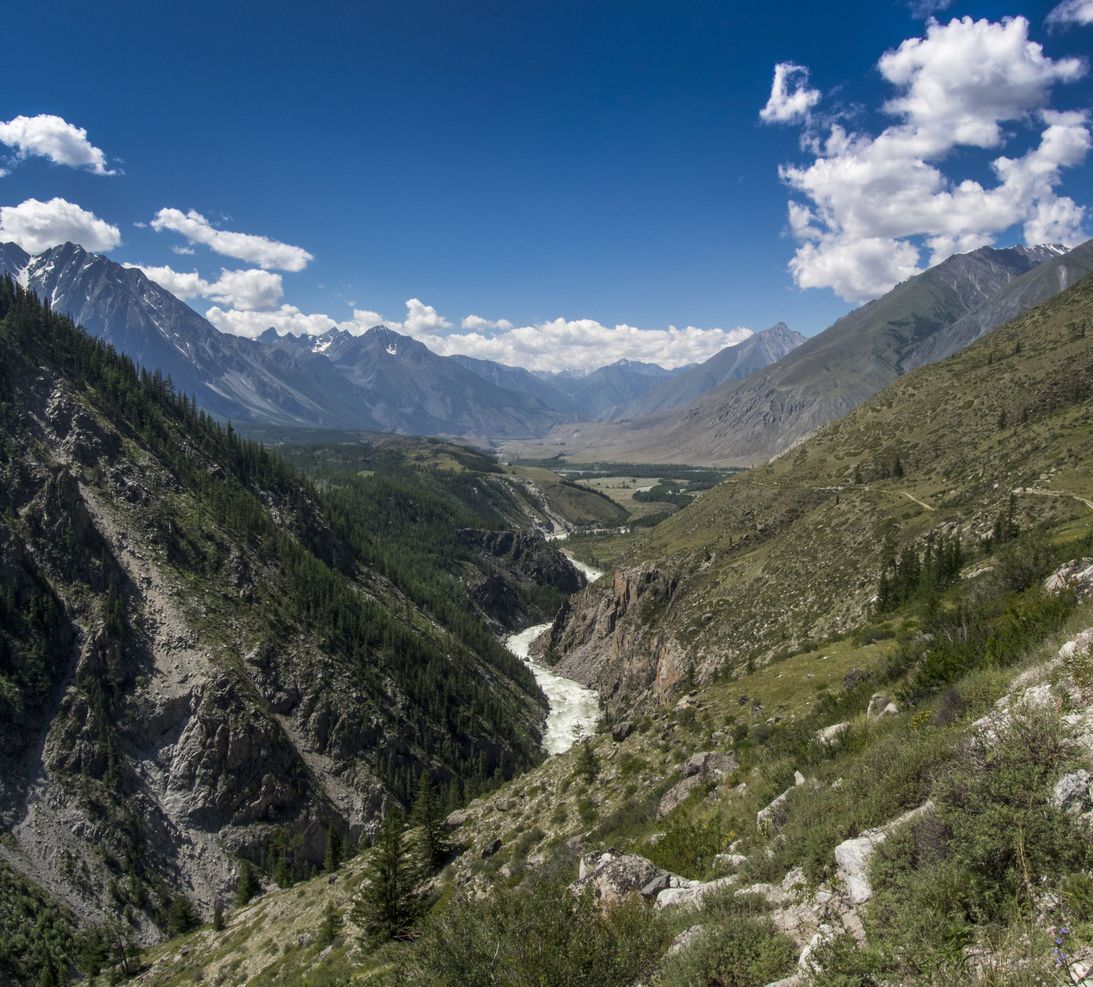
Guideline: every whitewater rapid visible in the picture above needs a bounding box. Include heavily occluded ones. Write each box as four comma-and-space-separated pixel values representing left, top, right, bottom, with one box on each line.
505, 622, 601, 756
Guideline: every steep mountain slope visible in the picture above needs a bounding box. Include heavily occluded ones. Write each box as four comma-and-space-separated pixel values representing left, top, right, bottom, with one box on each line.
904, 238, 1093, 370
520, 243, 1067, 465
0, 244, 576, 439
0, 242, 365, 427
625, 323, 805, 415
543, 268, 1093, 712
115, 273, 1093, 987
0, 282, 581, 946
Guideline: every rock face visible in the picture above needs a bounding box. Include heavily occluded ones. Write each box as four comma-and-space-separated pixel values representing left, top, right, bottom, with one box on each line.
1045, 558, 1093, 602
834, 803, 935, 906
457, 528, 584, 631
543, 565, 685, 713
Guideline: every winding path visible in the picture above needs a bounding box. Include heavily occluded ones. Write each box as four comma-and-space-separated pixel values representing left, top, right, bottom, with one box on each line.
1015, 487, 1093, 513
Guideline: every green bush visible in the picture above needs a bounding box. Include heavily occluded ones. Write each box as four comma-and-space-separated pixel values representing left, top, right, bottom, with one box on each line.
404, 877, 669, 986
653, 912, 796, 986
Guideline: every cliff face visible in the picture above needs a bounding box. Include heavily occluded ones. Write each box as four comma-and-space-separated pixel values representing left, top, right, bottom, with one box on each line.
0, 284, 549, 941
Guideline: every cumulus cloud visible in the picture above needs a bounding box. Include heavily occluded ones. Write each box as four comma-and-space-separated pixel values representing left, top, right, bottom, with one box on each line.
150, 208, 313, 271
461, 314, 514, 331
206, 304, 338, 338
125, 263, 284, 311
409, 318, 754, 372
403, 297, 452, 335
0, 114, 115, 175
0, 197, 121, 253
1047, 0, 1093, 28
759, 63, 822, 125
769, 16, 1090, 301
206, 296, 753, 370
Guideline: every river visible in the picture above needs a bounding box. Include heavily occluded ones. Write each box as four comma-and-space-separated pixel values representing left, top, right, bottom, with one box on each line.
503, 550, 605, 755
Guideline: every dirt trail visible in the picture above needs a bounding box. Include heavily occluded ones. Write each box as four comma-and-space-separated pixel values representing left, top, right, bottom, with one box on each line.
901, 491, 935, 511
1015, 487, 1093, 512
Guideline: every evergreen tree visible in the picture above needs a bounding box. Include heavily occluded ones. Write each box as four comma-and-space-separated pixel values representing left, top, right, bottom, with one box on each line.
318, 900, 340, 947
323, 827, 344, 873
411, 773, 450, 872
234, 860, 260, 907
351, 809, 422, 946
212, 904, 225, 932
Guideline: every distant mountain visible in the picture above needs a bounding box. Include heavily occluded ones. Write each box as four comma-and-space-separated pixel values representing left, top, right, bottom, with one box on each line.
0, 241, 364, 427
543, 359, 685, 419
624, 323, 805, 415
521, 243, 1069, 465
265, 324, 572, 437
0, 243, 570, 439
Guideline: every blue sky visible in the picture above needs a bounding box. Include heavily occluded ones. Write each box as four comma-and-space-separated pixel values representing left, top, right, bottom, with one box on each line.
1, 0, 1091, 370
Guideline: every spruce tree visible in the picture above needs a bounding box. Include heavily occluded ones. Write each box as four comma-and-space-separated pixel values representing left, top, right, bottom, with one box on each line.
234, 860, 260, 907
323, 827, 344, 873
411, 773, 450, 872
351, 808, 422, 946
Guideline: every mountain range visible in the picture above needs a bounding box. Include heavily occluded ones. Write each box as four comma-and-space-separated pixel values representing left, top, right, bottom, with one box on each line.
508, 241, 1093, 465
0, 242, 798, 441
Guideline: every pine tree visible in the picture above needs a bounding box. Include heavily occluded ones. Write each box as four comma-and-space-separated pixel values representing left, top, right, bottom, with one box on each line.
351, 809, 422, 946
234, 860, 260, 907
318, 899, 340, 946
213, 904, 225, 931
412, 773, 450, 872
323, 827, 344, 873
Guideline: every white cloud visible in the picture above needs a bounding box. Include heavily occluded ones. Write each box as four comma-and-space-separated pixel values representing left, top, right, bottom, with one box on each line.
171, 244, 195, 255
461, 314, 514, 331
768, 16, 1090, 301
402, 297, 452, 335
0, 114, 115, 175
206, 295, 754, 371
206, 304, 338, 338
413, 319, 754, 372
1047, 0, 1093, 27
759, 63, 822, 125
125, 263, 284, 311
0, 197, 121, 253
150, 208, 313, 271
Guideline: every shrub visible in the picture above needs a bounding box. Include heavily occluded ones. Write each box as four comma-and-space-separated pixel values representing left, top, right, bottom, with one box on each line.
404, 877, 669, 986
653, 913, 796, 986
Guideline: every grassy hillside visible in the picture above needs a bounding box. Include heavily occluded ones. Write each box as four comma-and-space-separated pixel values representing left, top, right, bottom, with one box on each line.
543, 271, 1093, 709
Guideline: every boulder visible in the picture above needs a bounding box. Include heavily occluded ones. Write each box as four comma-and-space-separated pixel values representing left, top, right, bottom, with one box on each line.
666, 924, 707, 956
481, 837, 502, 858
682, 751, 738, 779
757, 787, 793, 834
814, 721, 850, 746
1044, 559, 1093, 601
655, 875, 737, 910
1051, 770, 1093, 816
573, 850, 663, 904
834, 802, 933, 905
657, 774, 706, 819
445, 809, 470, 828
611, 720, 634, 742
867, 693, 900, 719
843, 668, 867, 691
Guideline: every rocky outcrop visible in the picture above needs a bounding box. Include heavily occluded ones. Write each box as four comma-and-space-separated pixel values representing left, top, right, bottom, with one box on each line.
1045, 558, 1093, 602
542, 565, 685, 713
457, 528, 583, 631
